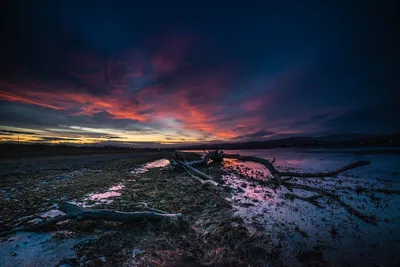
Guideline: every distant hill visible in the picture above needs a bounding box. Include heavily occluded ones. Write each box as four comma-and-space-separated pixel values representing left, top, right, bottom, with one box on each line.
179, 133, 400, 150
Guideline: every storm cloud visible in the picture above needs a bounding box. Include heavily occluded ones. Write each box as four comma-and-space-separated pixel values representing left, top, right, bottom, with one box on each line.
0, 2, 398, 146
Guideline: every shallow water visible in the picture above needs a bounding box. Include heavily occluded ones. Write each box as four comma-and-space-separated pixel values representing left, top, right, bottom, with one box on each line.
0, 231, 85, 267
130, 159, 170, 175
193, 148, 400, 266
69, 184, 125, 208
0, 156, 172, 266
69, 159, 170, 208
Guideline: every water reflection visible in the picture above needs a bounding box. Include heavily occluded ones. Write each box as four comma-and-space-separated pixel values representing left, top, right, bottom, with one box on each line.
219, 149, 400, 266
131, 159, 170, 175
72, 184, 125, 208
223, 159, 271, 180
0, 231, 85, 267
89, 191, 121, 201
73, 159, 171, 208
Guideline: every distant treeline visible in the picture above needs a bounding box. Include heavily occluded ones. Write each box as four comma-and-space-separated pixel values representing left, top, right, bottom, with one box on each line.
0, 143, 176, 160
179, 133, 400, 150
2, 133, 399, 159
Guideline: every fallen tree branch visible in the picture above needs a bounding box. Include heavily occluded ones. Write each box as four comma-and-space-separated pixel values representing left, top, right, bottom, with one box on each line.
284, 183, 377, 225
224, 154, 282, 184
284, 193, 323, 207
284, 183, 337, 198
179, 160, 219, 187
58, 202, 182, 221
224, 153, 370, 184
183, 166, 219, 187
133, 202, 170, 214
208, 149, 224, 163
221, 151, 376, 224
171, 152, 220, 187
279, 160, 371, 178
187, 152, 211, 166
177, 160, 214, 180
1, 202, 182, 236
0, 215, 74, 236
173, 151, 377, 225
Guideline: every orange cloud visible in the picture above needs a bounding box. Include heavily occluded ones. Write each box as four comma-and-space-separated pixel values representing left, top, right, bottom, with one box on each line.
0, 37, 259, 142
0, 91, 66, 110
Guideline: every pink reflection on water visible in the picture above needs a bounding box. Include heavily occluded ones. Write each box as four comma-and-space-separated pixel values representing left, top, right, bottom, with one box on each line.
89, 191, 121, 200
222, 172, 277, 203
88, 184, 125, 200
223, 158, 271, 179
109, 185, 124, 191
131, 159, 170, 174
145, 159, 170, 168
243, 185, 267, 201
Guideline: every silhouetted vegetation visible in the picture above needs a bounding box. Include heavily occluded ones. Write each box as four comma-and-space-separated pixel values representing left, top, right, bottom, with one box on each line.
0, 143, 176, 160
181, 133, 400, 151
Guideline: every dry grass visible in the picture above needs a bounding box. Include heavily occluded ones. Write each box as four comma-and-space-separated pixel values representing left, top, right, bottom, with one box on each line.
1, 152, 280, 266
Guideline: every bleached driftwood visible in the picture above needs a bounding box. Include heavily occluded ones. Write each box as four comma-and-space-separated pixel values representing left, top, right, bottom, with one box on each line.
224, 154, 370, 185
179, 161, 219, 187
220, 152, 378, 224
170, 152, 219, 187
1, 202, 182, 236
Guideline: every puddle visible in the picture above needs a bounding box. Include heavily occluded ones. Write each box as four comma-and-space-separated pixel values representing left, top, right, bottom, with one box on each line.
72, 184, 125, 208
0, 231, 85, 267
222, 157, 400, 266
89, 191, 122, 201
65, 159, 170, 208
130, 159, 170, 175
223, 158, 271, 180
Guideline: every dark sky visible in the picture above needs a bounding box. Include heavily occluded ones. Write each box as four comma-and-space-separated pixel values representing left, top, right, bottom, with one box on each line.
0, 1, 398, 146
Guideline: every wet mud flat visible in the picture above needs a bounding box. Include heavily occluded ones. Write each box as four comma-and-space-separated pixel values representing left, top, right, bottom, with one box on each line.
0, 152, 280, 266
220, 150, 400, 267
1, 149, 399, 266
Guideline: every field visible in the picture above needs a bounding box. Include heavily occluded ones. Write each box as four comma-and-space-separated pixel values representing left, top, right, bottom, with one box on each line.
0, 151, 280, 266
0, 148, 399, 266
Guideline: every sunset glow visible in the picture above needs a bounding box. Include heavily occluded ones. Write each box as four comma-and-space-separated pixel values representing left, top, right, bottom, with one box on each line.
0, 3, 397, 147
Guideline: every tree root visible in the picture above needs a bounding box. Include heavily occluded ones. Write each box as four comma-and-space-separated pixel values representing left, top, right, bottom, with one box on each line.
224, 154, 283, 184
283, 183, 377, 225
284, 193, 323, 207
279, 160, 371, 178
221, 152, 379, 225
224, 153, 370, 183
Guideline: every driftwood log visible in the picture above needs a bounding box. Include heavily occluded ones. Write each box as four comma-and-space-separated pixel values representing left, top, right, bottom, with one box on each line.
170, 151, 220, 187
1, 202, 182, 236
224, 154, 370, 185
221, 152, 378, 224
173, 150, 379, 225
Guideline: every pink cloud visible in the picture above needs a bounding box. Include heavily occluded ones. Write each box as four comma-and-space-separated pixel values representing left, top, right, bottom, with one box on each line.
151, 36, 191, 75
1, 46, 312, 142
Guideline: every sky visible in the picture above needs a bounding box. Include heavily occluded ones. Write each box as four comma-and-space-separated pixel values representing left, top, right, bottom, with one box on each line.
0, 1, 398, 147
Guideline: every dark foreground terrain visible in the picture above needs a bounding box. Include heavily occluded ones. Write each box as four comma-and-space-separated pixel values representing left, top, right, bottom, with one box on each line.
0, 152, 279, 266
0, 143, 174, 160
1, 148, 399, 266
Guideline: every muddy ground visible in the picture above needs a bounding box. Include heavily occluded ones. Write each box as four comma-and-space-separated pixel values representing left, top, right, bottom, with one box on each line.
0, 152, 280, 267
1, 150, 399, 267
